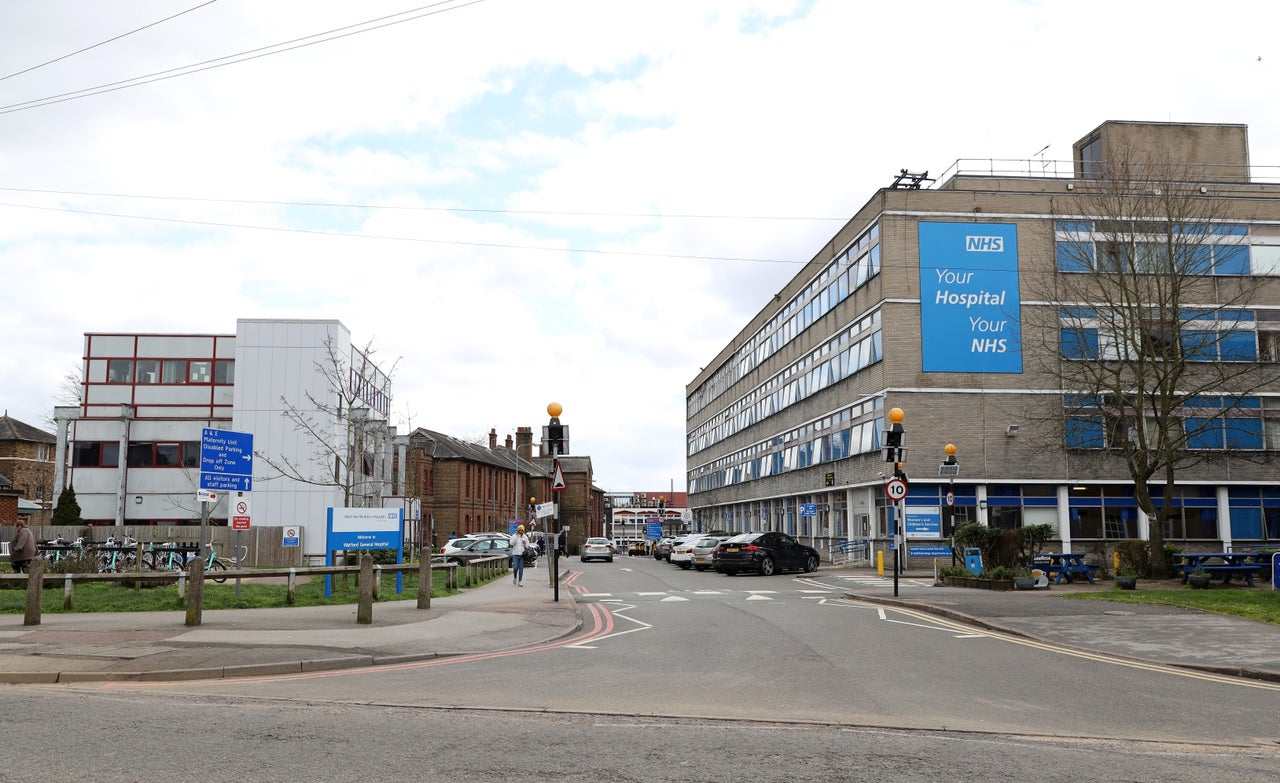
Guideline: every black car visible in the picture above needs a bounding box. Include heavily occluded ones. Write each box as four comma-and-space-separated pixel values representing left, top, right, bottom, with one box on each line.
714, 532, 820, 576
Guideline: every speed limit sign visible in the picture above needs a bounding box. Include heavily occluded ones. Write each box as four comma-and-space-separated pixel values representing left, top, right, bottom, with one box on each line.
885, 477, 908, 501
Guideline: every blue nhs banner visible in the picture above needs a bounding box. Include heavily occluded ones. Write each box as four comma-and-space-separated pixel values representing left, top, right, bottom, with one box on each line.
918, 222, 1022, 373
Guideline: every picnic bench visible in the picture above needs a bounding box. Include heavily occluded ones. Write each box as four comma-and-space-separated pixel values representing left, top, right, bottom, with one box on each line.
1035, 552, 1099, 584
1172, 553, 1262, 586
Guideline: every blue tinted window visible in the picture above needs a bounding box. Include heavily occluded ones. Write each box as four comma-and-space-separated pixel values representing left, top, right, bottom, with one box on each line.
1061, 306, 1096, 319
1056, 241, 1094, 272
1065, 417, 1104, 449
1061, 328, 1098, 359
1225, 417, 1264, 449
1180, 330, 1216, 361
1219, 331, 1257, 361
1217, 308, 1254, 322
1055, 220, 1092, 233
1214, 224, 1249, 236
1229, 508, 1263, 539
1187, 244, 1214, 274
1214, 245, 1250, 275
1185, 418, 1224, 449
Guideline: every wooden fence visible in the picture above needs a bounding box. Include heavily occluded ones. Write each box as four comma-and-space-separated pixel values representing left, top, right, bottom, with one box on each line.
2, 555, 511, 626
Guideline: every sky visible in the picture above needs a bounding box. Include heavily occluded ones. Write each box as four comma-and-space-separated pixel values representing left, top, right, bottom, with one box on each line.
3, 0, 1280, 494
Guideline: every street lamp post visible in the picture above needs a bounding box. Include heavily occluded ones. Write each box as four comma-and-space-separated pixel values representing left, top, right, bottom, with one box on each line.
883, 407, 907, 597
546, 402, 565, 601
939, 444, 959, 567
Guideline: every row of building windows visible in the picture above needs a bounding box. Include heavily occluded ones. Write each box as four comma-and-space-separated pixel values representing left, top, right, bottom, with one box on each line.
1064, 395, 1280, 451
687, 224, 880, 418
72, 441, 201, 468
688, 397, 885, 494
687, 311, 883, 457
903, 483, 1279, 541
105, 358, 234, 385
1060, 307, 1275, 363
1054, 220, 1280, 276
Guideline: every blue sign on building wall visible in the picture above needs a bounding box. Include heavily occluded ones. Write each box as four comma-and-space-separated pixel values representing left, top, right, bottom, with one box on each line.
918, 222, 1022, 373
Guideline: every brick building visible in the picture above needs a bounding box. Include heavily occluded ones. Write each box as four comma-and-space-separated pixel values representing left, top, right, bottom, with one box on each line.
0, 412, 55, 525
687, 120, 1280, 564
405, 425, 604, 551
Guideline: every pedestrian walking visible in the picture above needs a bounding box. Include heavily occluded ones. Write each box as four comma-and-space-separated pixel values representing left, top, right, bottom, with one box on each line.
9, 518, 37, 573
509, 525, 532, 586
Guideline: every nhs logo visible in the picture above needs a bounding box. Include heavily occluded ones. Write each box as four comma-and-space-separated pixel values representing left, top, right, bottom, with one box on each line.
965, 235, 1004, 252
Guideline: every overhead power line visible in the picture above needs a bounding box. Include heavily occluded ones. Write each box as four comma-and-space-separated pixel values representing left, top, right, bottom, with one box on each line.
0, 0, 220, 84
0, 186, 846, 223
0, 0, 485, 116
0, 200, 805, 265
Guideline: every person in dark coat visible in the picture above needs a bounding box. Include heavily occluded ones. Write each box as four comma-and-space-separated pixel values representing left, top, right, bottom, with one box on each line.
9, 519, 37, 573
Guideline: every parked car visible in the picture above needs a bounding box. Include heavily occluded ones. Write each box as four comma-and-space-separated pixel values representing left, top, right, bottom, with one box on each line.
579, 537, 615, 563
653, 537, 677, 561
445, 537, 512, 564
714, 532, 820, 576
668, 534, 704, 569
441, 533, 506, 555
691, 536, 728, 571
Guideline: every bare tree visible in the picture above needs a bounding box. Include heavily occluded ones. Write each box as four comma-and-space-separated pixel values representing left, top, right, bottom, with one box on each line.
256, 336, 400, 508
1028, 149, 1277, 576
43, 363, 84, 429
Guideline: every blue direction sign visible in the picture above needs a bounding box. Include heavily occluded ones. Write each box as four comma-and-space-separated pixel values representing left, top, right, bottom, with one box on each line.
200, 428, 254, 491
800, 503, 817, 517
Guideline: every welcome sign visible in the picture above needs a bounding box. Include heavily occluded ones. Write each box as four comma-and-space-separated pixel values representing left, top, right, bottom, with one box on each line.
918, 222, 1022, 373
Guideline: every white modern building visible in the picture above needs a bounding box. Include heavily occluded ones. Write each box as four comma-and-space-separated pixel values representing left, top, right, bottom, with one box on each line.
53, 319, 398, 551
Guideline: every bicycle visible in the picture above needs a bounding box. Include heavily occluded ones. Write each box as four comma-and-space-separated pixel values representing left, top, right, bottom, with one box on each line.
142, 543, 231, 582
98, 535, 140, 573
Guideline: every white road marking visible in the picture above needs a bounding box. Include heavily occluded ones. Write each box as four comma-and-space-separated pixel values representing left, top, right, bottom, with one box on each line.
580, 593, 613, 597
745, 594, 773, 601
744, 590, 777, 594
660, 596, 690, 602
636, 591, 667, 596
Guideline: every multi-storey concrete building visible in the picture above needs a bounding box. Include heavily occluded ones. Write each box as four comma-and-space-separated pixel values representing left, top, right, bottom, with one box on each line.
53, 319, 397, 553
686, 120, 1280, 565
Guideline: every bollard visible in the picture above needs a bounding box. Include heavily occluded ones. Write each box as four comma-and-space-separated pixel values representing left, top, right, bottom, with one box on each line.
877, 549, 885, 576
64, 572, 74, 610
357, 553, 374, 624
373, 564, 382, 601
185, 558, 205, 627
287, 567, 297, 605
1113, 551, 1121, 575
177, 572, 187, 606
24, 559, 45, 626
417, 549, 432, 609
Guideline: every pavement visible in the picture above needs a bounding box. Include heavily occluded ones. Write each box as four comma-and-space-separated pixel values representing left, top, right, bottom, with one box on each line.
1, 564, 1277, 684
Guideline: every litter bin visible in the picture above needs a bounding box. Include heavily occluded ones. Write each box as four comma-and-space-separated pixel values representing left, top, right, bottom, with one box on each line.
963, 547, 983, 575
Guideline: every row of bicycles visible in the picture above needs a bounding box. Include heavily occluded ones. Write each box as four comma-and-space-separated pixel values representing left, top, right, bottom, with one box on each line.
37, 536, 236, 583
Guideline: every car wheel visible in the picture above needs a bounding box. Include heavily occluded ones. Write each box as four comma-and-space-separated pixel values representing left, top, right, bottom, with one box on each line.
607, 557, 613, 563
804, 555, 819, 573
758, 556, 775, 576
724, 569, 736, 576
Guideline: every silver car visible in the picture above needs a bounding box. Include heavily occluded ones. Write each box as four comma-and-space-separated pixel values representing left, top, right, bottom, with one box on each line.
691, 536, 728, 571
578, 537, 615, 563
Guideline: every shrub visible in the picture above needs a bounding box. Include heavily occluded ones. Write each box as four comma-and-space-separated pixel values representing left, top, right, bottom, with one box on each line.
1115, 540, 1151, 578
44, 550, 101, 575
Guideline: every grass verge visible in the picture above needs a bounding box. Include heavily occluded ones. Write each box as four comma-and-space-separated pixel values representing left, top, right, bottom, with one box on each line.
1063, 586, 1280, 625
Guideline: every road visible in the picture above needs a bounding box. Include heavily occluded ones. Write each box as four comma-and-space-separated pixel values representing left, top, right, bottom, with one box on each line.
8, 555, 1278, 781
